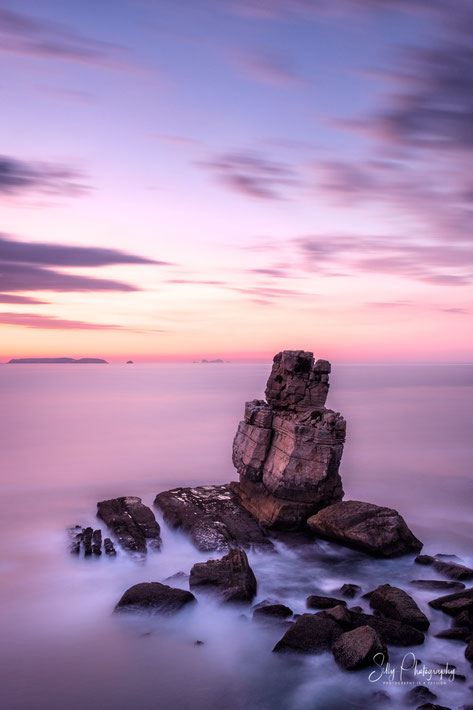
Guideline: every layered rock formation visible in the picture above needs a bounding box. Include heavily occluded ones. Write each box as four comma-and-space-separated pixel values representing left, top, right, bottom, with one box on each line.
97, 496, 161, 553
232, 350, 346, 529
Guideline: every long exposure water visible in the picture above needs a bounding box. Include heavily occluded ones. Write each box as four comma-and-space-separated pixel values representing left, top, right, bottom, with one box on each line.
0, 363, 472, 709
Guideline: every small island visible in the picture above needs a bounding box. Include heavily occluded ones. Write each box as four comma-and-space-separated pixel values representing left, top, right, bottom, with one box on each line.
8, 357, 109, 364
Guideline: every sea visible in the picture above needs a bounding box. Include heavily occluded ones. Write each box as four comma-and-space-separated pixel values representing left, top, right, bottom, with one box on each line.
0, 362, 472, 710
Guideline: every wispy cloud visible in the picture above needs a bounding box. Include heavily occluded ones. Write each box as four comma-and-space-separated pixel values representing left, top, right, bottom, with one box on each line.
197, 151, 298, 199
0, 293, 48, 304
233, 50, 307, 86
0, 312, 124, 330
0, 262, 140, 292
0, 7, 129, 68
0, 155, 87, 198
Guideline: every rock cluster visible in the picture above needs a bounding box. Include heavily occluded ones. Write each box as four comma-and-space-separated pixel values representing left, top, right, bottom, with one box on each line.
97, 496, 161, 553
68, 525, 115, 556
232, 350, 346, 529
189, 548, 257, 603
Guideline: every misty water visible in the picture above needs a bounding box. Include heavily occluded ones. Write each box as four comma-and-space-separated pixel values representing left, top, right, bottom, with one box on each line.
0, 363, 472, 710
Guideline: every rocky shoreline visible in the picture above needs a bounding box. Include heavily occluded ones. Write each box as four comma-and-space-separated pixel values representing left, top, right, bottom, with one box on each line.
67, 350, 473, 707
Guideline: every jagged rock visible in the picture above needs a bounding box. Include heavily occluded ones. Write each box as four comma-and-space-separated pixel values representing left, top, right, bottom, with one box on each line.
306, 594, 347, 610
154, 484, 272, 552
332, 626, 386, 670
68, 525, 83, 554
232, 351, 345, 529
92, 529, 102, 555
410, 580, 465, 591
97, 496, 161, 553
324, 604, 353, 629
114, 582, 196, 614
339, 583, 362, 598
273, 612, 342, 654
414, 555, 473, 581
103, 537, 116, 556
82, 527, 93, 556
252, 600, 293, 620
307, 500, 422, 557
369, 584, 430, 631
407, 686, 437, 705
428, 588, 473, 615
163, 571, 189, 584
189, 549, 257, 603
350, 610, 425, 646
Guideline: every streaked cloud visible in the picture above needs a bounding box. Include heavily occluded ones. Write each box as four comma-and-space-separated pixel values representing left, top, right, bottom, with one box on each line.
0, 312, 124, 330
0, 155, 86, 197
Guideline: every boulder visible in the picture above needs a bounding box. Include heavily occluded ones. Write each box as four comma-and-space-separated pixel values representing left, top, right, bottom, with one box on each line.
97, 496, 161, 553
154, 484, 272, 552
435, 627, 471, 641
189, 548, 257, 603
232, 351, 346, 529
414, 555, 473, 581
410, 580, 465, 591
273, 612, 342, 654
428, 588, 473, 615
339, 583, 362, 598
307, 500, 422, 557
350, 610, 425, 646
324, 604, 354, 629
332, 625, 386, 670
253, 601, 293, 620
114, 582, 196, 614
306, 594, 347, 610
369, 584, 430, 631
406, 686, 437, 705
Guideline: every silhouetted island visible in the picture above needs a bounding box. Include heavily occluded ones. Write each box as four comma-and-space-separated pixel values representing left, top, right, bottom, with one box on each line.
126, 360, 134, 364
8, 358, 108, 364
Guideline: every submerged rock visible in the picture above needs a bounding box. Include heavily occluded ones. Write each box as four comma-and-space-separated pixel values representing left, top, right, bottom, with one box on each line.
232, 351, 346, 529
369, 584, 430, 631
306, 595, 347, 610
332, 625, 387, 670
415, 555, 473, 581
97, 496, 161, 553
307, 500, 423, 557
92, 529, 102, 556
189, 548, 257, 603
103, 537, 116, 556
82, 526, 93, 556
350, 610, 425, 646
114, 582, 195, 614
410, 580, 465, 591
428, 588, 473, 616
339, 583, 362, 598
406, 686, 437, 705
253, 601, 293, 620
154, 484, 272, 552
273, 612, 342, 654
68, 525, 83, 554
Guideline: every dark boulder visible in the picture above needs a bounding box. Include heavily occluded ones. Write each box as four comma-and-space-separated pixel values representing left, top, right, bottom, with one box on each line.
435, 627, 471, 641
307, 500, 422, 557
97, 496, 161, 553
92, 529, 102, 555
350, 610, 425, 646
154, 484, 272, 552
68, 525, 83, 554
406, 686, 437, 705
332, 625, 387, 670
410, 580, 465, 592
189, 548, 257, 603
369, 584, 430, 631
339, 583, 362, 598
416, 705, 452, 710
466, 638, 473, 665
103, 537, 116, 556
428, 588, 473, 615
82, 526, 93, 556
114, 582, 196, 614
324, 604, 354, 629
273, 612, 342, 654
415, 555, 473, 581
253, 600, 293, 620
306, 594, 347, 610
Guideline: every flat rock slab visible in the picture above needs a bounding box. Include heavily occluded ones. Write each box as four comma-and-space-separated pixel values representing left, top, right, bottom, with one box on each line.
154, 484, 273, 552
189, 548, 257, 603
307, 500, 423, 557
97, 496, 161, 553
114, 582, 195, 614
370, 584, 430, 631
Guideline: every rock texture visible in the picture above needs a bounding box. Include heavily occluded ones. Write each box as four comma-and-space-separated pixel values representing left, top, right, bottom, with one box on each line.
154, 484, 272, 552
232, 350, 346, 529
189, 549, 257, 603
332, 626, 387, 670
114, 582, 195, 614
414, 554, 473, 581
307, 500, 423, 557
273, 612, 342, 654
369, 584, 430, 631
97, 496, 161, 553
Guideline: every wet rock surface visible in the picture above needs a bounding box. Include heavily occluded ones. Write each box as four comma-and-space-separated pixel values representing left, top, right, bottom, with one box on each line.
307, 500, 423, 557
273, 612, 342, 654
114, 582, 196, 614
189, 548, 257, 603
332, 625, 387, 670
415, 554, 473, 580
369, 583, 430, 631
154, 484, 273, 552
97, 496, 161, 553
232, 350, 346, 529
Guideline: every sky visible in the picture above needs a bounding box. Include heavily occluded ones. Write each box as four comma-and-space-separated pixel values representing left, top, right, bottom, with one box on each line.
1, 0, 472, 362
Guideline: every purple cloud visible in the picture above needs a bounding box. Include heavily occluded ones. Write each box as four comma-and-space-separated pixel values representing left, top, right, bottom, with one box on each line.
198, 151, 298, 199
233, 50, 307, 86
0, 293, 48, 304
0, 262, 138, 292
0, 312, 124, 330
0, 155, 86, 197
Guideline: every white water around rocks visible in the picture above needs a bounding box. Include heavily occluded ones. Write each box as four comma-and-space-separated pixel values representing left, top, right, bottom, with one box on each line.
0, 363, 472, 709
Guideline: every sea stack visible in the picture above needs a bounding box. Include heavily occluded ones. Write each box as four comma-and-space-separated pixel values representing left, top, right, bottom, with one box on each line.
231, 350, 346, 529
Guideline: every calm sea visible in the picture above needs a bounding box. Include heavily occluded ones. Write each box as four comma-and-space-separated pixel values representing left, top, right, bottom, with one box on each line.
0, 363, 472, 709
